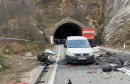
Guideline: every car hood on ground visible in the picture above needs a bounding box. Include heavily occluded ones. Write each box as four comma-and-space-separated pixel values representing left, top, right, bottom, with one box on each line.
67, 48, 93, 54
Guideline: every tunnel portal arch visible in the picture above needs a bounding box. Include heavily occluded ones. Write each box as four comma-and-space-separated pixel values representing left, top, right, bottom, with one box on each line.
53, 18, 86, 40
54, 23, 82, 39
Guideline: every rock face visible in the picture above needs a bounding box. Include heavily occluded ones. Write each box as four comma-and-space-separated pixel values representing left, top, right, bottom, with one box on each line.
0, 0, 129, 46
36, 0, 105, 26
0, 0, 106, 42
36, 0, 106, 39
102, 0, 130, 45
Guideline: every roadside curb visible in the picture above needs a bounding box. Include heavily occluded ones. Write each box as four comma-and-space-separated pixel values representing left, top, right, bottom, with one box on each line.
34, 45, 56, 84
33, 66, 45, 84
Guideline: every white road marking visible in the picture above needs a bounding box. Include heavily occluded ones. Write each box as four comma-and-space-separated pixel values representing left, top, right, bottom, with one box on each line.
118, 68, 130, 76
48, 45, 60, 84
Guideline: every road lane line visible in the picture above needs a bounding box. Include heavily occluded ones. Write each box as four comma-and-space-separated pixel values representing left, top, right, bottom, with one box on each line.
48, 45, 60, 84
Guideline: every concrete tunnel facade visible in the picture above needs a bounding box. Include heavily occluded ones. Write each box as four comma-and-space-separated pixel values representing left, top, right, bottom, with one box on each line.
44, 18, 86, 44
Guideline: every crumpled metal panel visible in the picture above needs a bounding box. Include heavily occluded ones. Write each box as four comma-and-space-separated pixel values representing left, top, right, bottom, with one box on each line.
44, 49, 56, 55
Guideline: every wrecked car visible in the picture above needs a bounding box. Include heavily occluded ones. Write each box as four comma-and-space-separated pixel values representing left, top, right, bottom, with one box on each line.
64, 36, 100, 64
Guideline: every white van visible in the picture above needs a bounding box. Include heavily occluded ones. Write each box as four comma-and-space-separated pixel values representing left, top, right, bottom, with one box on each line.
64, 36, 100, 64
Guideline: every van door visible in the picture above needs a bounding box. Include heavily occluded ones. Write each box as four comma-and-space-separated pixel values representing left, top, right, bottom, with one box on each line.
92, 46, 100, 57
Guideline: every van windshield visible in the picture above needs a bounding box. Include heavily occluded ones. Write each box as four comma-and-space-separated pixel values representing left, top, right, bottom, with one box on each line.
68, 40, 90, 48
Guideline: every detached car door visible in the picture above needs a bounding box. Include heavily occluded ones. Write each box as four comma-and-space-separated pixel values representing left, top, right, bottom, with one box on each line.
92, 46, 100, 57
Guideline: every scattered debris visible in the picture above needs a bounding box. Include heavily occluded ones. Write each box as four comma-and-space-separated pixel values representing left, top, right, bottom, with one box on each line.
101, 73, 111, 79
37, 49, 56, 67
109, 63, 118, 68
68, 79, 72, 84
24, 52, 37, 60
95, 62, 99, 65
68, 64, 72, 66
37, 53, 48, 62
40, 60, 55, 67
103, 75, 111, 79
92, 70, 97, 73
123, 61, 130, 66
95, 52, 126, 70
102, 66, 113, 72
38, 81, 45, 83
87, 72, 92, 74
44, 60, 55, 66
96, 51, 130, 73
113, 68, 118, 72
117, 68, 130, 75
25, 52, 34, 57
57, 59, 66, 65
37, 49, 56, 62
106, 51, 113, 56
113, 60, 123, 68
44, 49, 56, 55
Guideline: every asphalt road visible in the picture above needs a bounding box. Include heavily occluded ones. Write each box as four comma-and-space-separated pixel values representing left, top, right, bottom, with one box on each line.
43, 45, 130, 84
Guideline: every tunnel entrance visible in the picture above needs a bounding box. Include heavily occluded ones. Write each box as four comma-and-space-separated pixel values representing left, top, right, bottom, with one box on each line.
54, 23, 82, 40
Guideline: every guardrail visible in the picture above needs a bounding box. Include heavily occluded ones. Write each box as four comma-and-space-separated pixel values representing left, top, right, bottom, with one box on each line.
0, 37, 45, 43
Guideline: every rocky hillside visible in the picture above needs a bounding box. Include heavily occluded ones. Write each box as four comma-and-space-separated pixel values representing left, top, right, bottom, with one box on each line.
36, 0, 106, 28
101, 0, 130, 46
0, 0, 43, 41
0, 0, 130, 83
0, 0, 129, 47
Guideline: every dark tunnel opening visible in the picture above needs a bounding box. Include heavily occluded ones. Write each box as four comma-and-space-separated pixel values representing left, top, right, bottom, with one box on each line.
54, 23, 82, 40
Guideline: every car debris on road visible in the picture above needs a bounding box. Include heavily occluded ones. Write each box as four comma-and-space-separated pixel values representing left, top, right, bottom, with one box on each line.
37, 49, 56, 67
94, 51, 130, 73
92, 70, 97, 73
102, 66, 113, 72
123, 60, 130, 66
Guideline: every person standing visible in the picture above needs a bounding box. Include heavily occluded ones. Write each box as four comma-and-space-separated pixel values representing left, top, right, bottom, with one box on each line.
57, 38, 60, 45
63, 39, 66, 44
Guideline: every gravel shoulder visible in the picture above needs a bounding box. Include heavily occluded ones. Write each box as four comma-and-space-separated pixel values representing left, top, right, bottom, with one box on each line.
20, 46, 57, 84
0, 52, 40, 84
